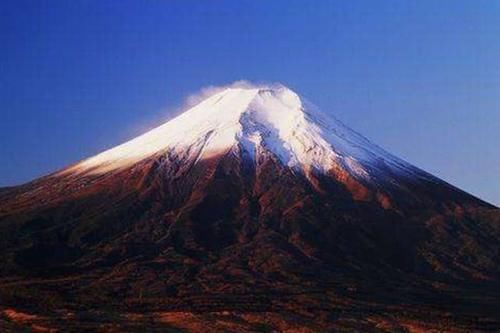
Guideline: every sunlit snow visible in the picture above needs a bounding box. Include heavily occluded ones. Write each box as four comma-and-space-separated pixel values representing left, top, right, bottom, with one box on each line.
66, 83, 418, 180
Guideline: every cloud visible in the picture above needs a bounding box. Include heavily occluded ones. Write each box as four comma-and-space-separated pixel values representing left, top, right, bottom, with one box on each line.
182, 80, 283, 109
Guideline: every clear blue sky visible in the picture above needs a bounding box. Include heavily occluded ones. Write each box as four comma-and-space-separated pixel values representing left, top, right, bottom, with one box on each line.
1, 1, 499, 205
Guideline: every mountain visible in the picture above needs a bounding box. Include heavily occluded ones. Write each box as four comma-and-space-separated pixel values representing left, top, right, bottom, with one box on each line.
0, 84, 498, 332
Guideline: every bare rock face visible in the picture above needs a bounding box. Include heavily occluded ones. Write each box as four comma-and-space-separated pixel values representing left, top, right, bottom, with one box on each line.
0, 85, 498, 332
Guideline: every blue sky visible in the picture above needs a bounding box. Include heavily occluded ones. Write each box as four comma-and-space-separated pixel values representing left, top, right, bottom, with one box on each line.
1, 1, 499, 205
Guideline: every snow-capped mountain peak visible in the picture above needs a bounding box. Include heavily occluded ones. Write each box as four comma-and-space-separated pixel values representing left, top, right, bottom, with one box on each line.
66, 84, 414, 181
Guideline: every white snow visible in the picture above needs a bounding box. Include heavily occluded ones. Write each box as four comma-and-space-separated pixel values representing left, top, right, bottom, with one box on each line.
66, 83, 419, 181
66, 88, 258, 174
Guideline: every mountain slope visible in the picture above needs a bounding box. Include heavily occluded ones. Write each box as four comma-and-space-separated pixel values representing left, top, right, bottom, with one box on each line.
0, 84, 498, 332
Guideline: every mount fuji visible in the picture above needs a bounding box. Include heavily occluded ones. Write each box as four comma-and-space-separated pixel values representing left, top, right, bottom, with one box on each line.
0, 84, 498, 332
